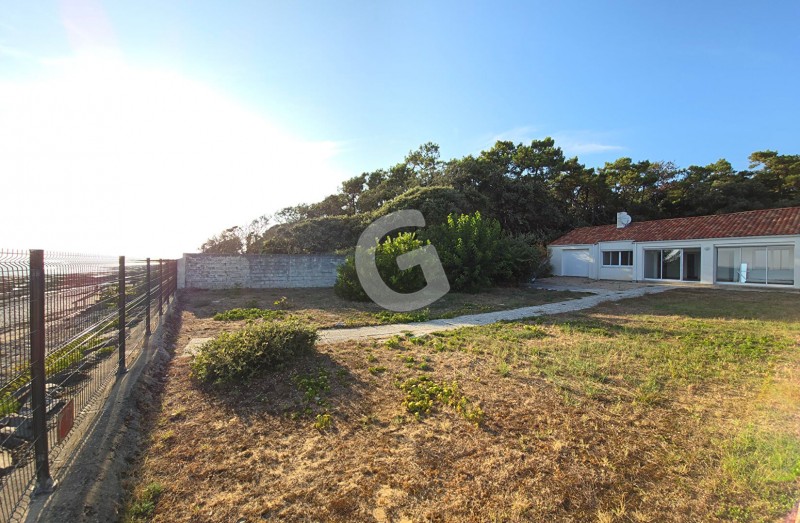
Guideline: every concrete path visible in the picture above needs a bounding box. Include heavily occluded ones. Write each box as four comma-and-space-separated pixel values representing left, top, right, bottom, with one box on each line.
318, 285, 672, 344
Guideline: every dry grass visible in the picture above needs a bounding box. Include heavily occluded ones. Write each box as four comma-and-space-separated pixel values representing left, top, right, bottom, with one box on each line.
181, 286, 585, 330
126, 289, 800, 522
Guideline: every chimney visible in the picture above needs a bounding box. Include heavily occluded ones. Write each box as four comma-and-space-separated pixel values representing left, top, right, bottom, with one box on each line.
616, 211, 632, 229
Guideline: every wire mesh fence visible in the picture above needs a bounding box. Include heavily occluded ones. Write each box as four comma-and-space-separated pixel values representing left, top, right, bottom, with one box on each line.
0, 250, 177, 522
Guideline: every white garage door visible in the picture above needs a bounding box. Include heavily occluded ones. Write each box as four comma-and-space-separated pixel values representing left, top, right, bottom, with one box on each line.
562, 249, 592, 277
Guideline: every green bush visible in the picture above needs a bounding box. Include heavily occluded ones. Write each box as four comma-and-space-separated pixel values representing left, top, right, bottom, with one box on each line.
191, 321, 317, 383
494, 233, 551, 284
334, 232, 430, 301
334, 211, 551, 302
421, 211, 503, 292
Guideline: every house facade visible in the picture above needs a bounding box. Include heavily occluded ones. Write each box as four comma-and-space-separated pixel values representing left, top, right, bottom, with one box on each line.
548, 207, 800, 289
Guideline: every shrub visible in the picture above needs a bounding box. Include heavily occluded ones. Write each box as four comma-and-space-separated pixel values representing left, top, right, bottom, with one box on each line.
421, 211, 503, 292
191, 321, 317, 383
334, 211, 551, 302
494, 233, 551, 284
334, 232, 430, 301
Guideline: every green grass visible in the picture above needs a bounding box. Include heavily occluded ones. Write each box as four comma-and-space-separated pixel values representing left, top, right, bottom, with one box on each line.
126, 482, 164, 522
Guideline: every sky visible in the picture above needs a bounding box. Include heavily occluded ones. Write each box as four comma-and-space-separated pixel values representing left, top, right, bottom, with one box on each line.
1, 1, 798, 258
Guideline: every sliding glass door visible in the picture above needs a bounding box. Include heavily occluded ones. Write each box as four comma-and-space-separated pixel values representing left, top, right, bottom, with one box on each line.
643, 248, 700, 281
715, 246, 794, 285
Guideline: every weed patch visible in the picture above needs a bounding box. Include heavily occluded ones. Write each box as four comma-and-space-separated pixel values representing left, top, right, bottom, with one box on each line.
213, 308, 287, 321
399, 375, 484, 426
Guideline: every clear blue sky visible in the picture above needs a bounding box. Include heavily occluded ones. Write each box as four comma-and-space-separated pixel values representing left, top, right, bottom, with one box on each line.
1, 1, 798, 256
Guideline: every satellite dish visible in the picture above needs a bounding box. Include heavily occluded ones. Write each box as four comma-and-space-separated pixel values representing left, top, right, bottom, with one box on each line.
616, 211, 632, 228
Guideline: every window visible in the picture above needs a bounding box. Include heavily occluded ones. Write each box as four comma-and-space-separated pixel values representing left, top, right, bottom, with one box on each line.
602, 250, 633, 267
716, 246, 794, 285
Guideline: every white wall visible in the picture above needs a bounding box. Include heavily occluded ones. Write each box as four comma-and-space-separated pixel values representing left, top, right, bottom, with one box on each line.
597, 241, 635, 281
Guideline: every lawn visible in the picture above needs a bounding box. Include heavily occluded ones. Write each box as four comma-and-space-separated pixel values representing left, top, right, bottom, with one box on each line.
181, 286, 586, 330
126, 288, 800, 522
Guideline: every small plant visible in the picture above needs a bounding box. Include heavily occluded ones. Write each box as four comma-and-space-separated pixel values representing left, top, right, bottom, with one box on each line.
314, 413, 332, 431
295, 370, 330, 404
400, 355, 416, 368
273, 296, 292, 310
191, 321, 317, 383
369, 366, 387, 375
497, 361, 511, 377
127, 482, 164, 520
384, 335, 404, 350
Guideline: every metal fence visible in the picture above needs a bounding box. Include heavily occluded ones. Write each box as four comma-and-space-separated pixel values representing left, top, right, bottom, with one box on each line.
0, 250, 177, 521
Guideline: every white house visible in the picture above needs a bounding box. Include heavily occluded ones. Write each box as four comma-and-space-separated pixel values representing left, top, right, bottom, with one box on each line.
548, 206, 800, 289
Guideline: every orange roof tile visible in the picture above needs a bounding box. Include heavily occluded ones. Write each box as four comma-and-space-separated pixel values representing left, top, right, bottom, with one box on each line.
550, 207, 800, 245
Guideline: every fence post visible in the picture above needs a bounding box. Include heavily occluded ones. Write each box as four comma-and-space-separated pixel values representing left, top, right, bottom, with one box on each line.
145, 258, 151, 336
118, 256, 126, 375
29, 249, 54, 495
158, 259, 163, 316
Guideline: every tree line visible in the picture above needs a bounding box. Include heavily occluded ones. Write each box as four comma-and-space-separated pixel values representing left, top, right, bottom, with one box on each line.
200, 138, 800, 254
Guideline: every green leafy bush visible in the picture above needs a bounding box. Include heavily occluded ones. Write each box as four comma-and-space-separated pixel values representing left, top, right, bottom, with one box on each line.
334, 232, 430, 301
334, 211, 551, 302
422, 211, 503, 292
191, 321, 317, 383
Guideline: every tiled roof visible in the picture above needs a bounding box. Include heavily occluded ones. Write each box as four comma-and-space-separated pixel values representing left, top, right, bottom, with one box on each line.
550, 206, 800, 245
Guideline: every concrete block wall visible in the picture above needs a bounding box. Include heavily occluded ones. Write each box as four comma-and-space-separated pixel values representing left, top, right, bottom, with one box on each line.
181, 253, 346, 289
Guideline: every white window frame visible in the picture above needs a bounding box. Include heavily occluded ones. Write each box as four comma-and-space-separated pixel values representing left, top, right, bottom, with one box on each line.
601, 250, 633, 267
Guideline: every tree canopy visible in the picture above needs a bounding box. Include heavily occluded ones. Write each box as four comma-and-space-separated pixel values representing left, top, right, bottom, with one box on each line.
200, 140, 800, 254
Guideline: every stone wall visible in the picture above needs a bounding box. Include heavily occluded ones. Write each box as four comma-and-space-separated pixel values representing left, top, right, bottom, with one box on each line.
181, 253, 346, 289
